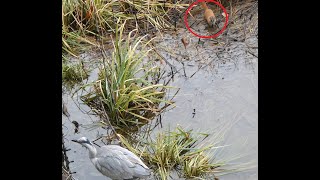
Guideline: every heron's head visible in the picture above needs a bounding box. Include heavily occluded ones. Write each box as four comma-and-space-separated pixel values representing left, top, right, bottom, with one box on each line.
71, 137, 93, 148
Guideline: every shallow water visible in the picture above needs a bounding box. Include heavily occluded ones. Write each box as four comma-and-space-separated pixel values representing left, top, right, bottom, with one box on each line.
62, 9, 258, 179
63, 53, 257, 180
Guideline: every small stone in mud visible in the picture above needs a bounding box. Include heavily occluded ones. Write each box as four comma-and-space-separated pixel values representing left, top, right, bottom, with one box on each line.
72, 121, 79, 128
192, 109, 196, 118
72, 121, 80, 134
184, 55, 190, 60
62, 103, 70, 117
74, 128, 79, 134
187, 62, 195, 66
181, 37, 189, 49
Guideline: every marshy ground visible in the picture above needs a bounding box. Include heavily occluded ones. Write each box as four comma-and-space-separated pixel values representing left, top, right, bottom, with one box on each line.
62, 0, 257, 179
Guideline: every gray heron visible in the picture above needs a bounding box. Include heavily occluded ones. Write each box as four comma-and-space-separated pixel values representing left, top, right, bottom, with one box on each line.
72, 137, 151, 180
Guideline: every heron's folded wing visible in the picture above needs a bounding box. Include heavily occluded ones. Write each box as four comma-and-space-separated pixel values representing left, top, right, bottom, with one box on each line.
100, 145, 151, 177
97, 156, 134, 178
97, 148, 136, 179
104, 145, 149, 169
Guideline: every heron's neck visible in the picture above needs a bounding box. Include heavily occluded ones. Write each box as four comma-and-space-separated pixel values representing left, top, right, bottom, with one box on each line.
84, 143, 97, 159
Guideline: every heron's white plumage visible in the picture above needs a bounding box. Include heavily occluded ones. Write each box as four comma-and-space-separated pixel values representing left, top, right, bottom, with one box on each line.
73, 137, 151, 180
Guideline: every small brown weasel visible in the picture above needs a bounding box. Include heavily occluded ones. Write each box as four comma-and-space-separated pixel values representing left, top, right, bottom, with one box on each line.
201, 1, 217, 27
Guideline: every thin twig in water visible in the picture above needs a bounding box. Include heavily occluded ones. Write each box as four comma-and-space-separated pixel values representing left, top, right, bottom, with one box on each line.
159, 114, 163, 128
151, 42, 177, 72
246, 49, 258, 58
190, 65, 202, 78
62, 133, 77, 180
71, 92, 97, 123
182, 62, 187, 77
99, 98, 119, 140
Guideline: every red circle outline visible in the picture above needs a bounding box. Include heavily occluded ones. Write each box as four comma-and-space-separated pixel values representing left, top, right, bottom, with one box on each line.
184, 0, 229, 39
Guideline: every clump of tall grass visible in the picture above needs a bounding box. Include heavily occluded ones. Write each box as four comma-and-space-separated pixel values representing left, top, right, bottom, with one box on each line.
62, 0, 189, 56
62, 61, 89, 88
62, 0, 189, 32
81, 23, 175, 131
62, 30, 100, 57
118, 126, 224, 180
182, 152, 221, 179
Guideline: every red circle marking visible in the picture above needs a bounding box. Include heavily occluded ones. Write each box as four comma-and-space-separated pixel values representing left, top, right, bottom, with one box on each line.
184, 0, 229, 39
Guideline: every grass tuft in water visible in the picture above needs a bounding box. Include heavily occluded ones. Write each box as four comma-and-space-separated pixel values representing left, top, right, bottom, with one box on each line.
63, 61, 89, 89
117, 126, 224, 180
81, 22, 175, 131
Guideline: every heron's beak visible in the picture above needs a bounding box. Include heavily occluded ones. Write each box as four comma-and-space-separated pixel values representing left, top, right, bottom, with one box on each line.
71, 139, 79, 143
